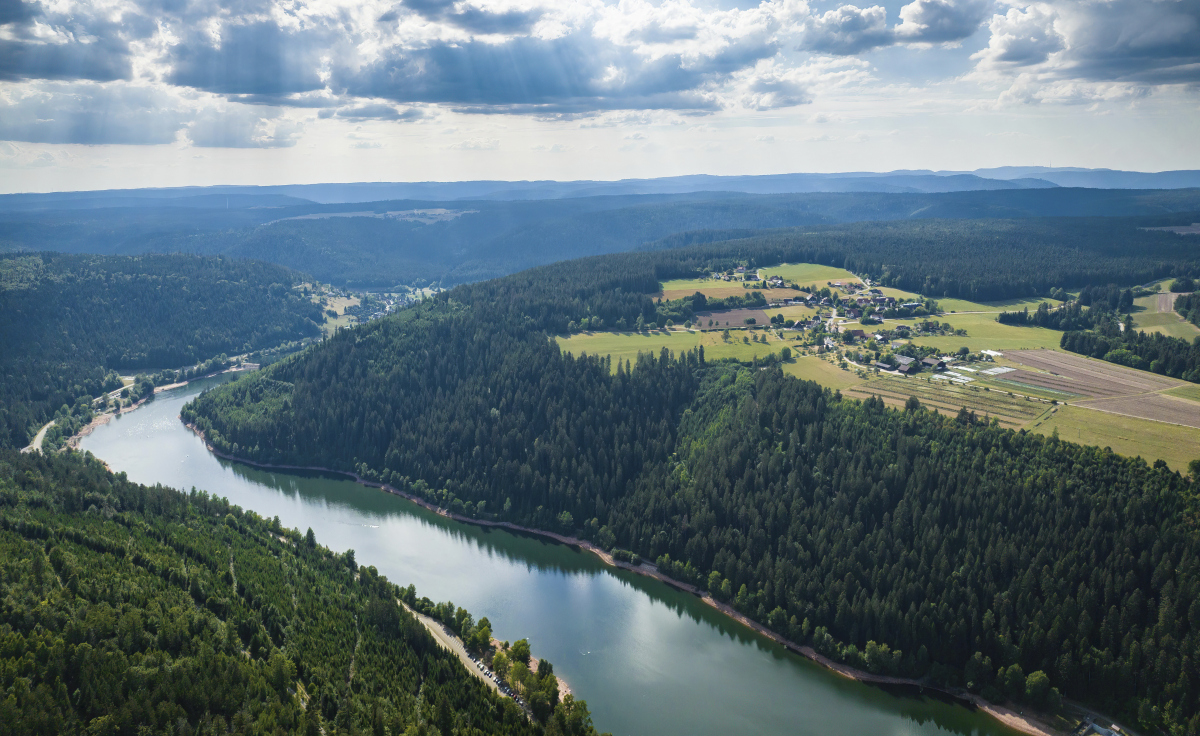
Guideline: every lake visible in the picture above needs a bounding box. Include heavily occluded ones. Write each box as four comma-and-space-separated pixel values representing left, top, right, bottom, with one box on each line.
81, 373, 1019, 736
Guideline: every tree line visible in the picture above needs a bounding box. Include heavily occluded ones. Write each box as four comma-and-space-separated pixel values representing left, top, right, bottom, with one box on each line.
0, 448, 603, 736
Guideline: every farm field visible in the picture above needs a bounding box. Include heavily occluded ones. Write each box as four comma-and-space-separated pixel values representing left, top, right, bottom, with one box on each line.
846, 374, 1049, 427
1078, 394, 1200, 429
1005, 349, 1185, 397
694, 308, 770, 329
899, 313, 1063, 352
1030, 405, 1200, 472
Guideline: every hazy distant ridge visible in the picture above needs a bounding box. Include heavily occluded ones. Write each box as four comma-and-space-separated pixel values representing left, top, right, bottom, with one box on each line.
6, 167, 1200, 210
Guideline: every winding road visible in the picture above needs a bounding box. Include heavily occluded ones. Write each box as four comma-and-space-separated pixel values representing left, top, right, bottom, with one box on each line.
21, 420, 54, 453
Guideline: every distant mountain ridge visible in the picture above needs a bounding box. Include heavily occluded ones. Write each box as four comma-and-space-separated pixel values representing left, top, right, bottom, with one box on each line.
5, 167, 1200, 209
3, 188, 1198, 288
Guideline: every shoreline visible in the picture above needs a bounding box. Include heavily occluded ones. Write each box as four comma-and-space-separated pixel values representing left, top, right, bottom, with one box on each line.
65, 364, 256, 451
184, 421, 1064, 736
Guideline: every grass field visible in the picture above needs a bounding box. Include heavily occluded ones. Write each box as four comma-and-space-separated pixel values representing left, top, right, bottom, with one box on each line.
901, 313, 1064, 352
658, 278, 759, 300
784, 356, 865, 390
556, 329, 787, 366
765, 305, 821, 321
1131, 293, 1200, 340
659, 263, 861, 300
939, 295, 1066, 314
557, 330, 870, 391
764, 263, 862, 286
1029, 405, 1200, 472
1166, 384, 1200, 402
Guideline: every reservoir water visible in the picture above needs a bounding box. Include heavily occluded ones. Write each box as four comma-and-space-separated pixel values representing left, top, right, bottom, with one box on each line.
81, 374, 1020, 736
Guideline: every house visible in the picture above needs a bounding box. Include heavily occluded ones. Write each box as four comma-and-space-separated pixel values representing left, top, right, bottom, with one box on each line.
895, 355, 915, 367
844, 329, 867, 339
736, 266, 746, 273
897, 363, 915, 374
902, 302, 923, 309
922, 356, 946, 370
847, 309, 861, 319
891, 341, 905, 350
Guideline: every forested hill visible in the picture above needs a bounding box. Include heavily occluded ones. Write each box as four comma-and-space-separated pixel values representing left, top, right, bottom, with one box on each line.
186, 247, 1200, 732
0, 253, 323, 448
645, 216, 1200, 300
3, 188, 1199, 288
0, 449, 602, 736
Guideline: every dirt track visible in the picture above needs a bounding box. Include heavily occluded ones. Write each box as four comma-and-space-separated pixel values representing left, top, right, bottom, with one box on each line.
1158, 292, 1181, 313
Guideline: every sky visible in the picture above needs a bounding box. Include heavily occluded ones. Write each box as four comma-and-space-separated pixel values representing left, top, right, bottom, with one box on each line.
0, 0, 1198, 192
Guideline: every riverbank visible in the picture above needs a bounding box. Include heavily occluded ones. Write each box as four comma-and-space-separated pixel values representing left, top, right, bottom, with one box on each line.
183, 423, 1066, 736
400, 599, 571, 717
61, 364, 258, 452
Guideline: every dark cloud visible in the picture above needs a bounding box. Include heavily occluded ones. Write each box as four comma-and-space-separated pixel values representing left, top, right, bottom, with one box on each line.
0, 37, 132, 82
0, 84, 185, 144
340, 32, 774, 111
0, 0, 38, 25
168, 22, 327, 95
895, 0, 990, 44
318, 103, 425, 120
1058, 0, 1200, 85
379, 0, 542, 35
0, 2, 138, 83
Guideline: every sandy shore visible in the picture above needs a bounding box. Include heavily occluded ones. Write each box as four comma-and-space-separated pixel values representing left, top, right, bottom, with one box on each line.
185, 424, 1065, 736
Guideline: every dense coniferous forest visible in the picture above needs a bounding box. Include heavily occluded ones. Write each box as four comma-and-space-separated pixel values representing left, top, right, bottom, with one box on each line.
186, 244, 1200, 732
0, 253, 324, 449
1178, 291, 1200, 327
655, 219, 1200, 301
0, 449, 601, 736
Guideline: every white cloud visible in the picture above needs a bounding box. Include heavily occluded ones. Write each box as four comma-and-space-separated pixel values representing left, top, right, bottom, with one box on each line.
972, 4, 1064, 69
449, 136, 500, 150
802, 5, 892, 55
895, 0, 992, 45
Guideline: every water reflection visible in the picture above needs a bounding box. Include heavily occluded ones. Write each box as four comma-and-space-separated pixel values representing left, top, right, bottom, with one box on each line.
81, 374, 1020, 736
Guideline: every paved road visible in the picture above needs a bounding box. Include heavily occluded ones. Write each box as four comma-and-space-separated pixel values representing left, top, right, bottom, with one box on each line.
21, 420, 54, 453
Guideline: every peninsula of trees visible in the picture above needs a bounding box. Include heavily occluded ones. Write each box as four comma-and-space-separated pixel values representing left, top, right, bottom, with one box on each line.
185, 242, 1200, 733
